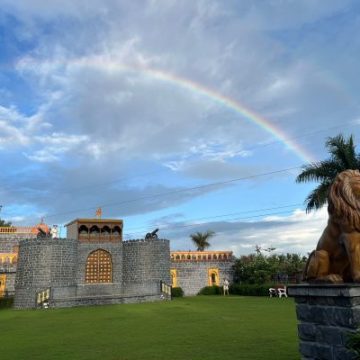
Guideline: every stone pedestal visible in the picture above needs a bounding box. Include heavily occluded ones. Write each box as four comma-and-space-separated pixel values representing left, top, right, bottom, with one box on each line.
288, 284, 360, 360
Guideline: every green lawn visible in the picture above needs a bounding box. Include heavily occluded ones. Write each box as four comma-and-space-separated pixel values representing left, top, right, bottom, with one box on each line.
0, 296, 299, 360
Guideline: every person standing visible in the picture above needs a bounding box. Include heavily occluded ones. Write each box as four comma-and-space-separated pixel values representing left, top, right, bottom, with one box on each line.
223, 279, 229, 296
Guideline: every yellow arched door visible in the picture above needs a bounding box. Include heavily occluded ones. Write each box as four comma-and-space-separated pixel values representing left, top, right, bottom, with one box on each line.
0, 274, 6, 298
208, 268, 220, 286
170, 269, 177, 287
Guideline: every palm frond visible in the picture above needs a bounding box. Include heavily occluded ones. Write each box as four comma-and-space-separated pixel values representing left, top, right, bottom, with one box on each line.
326, 134, 359, 169
296, 160, 341, 183
304, 181, 331, 213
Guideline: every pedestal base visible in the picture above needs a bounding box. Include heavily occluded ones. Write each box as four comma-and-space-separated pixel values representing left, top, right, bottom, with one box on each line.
288, 284, 360, 360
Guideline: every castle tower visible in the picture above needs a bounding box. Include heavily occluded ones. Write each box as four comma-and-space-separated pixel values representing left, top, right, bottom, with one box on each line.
65, 218, 124, 300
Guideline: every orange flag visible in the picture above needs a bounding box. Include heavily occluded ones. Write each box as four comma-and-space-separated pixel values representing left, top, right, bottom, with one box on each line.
95, 207, 102, 218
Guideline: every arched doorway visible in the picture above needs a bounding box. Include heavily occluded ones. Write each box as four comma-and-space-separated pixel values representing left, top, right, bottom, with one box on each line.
85, 249, 112, 283
170, 269, 177, 287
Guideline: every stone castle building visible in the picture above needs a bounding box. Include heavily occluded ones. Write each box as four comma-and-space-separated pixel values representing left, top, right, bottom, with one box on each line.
1, 219, 234, 303
170, 250, 234, 296
1, 218, 171, 308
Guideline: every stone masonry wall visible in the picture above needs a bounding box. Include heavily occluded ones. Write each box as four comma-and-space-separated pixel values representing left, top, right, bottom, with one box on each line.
0, 234, 36, 253
288, 284, 360, 360
14, 238, 77, 309
123, 239, 170, 296
172, 260, 234, 296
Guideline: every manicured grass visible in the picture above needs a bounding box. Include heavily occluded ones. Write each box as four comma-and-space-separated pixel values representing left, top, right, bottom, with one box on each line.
0, 296, 299, 360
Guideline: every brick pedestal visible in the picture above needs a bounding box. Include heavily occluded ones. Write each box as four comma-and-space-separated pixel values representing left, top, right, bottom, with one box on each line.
288, 284, 360, 360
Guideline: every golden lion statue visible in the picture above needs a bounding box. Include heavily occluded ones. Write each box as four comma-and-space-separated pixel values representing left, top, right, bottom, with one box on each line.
303, 169, 360, 283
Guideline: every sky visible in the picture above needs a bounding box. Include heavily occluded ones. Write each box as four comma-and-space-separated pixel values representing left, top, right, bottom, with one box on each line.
1, 0, 360, 256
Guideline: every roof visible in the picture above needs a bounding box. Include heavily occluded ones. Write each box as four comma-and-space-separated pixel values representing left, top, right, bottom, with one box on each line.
65, 218, 123, 227
0, 222, 50, 235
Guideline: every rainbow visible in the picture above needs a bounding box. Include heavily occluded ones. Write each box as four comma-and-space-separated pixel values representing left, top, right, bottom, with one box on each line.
19, 55, 316, 163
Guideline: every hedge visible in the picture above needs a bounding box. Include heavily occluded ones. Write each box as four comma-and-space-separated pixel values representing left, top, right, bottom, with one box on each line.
229, 283, 278, 296
0, 297, 14, 309
198, 285, 222, 295
171, 287, 184, 297
198, 284, 283, 296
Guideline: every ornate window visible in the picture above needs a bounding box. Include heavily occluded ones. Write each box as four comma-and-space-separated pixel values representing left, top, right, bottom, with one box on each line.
79, 225, 88, 234
89, 225, 100, 234
101, 226, 111, 235
85, 249, 112, 283
112, 226, 121, 235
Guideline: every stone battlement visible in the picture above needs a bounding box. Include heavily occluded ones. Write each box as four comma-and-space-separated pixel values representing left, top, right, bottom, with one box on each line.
171, 250, 233, 262
123, 238, 169, 244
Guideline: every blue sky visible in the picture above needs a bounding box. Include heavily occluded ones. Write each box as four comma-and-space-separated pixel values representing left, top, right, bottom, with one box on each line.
1, 0, 360, 255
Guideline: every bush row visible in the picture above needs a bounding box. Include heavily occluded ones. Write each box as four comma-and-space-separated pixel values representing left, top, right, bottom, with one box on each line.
229, 283, 277, 297
198, 285, 222, 295
171, 287, 184, 297
0, 297, 14, 309
197, 284, 279, 296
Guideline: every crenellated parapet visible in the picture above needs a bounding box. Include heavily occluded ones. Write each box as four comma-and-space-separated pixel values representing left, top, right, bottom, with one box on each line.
171, 250, 233, 262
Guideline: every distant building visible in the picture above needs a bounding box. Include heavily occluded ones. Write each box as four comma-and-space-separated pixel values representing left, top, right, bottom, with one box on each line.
0, 223, 48, 297
170, 250, 234, 296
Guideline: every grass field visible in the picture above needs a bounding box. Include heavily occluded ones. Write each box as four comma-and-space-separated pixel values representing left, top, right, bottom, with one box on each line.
0, 296, 299, 360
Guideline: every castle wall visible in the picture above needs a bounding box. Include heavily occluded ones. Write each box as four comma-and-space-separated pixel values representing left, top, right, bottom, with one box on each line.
4, 272, 16, 296
171, 260, 234, 296
14, 236, 171, 309
123, 239, 170, 296
0, 234, 36, 253
14, 238, 77, 309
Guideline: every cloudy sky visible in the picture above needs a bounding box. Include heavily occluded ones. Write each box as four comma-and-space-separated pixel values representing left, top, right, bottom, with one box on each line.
1, 0, 360, 255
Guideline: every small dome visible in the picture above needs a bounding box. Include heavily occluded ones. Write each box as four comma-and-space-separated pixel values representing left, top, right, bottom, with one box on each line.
31, 222, 50, 235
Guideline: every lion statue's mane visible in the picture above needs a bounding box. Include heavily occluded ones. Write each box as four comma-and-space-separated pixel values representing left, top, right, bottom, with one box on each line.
303, 169, 360, 283
327, 169, 360, 232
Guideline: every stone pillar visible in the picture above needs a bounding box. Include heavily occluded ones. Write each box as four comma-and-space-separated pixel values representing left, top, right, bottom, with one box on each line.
288, 284, 360, 360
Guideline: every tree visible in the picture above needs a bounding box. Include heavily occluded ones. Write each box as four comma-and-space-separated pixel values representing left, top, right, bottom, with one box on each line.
0, 218, 11, 226
190, 230, 215, 251
232, 252, 308, 284
296, 134, 360, 212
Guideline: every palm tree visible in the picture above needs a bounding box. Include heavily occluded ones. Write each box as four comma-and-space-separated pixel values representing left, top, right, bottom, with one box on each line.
190, 230, 215, 251
296, 134, 360, 212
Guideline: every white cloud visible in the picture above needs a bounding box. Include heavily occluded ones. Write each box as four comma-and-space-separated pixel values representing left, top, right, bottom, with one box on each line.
164, 207, 328, 256
1, 0, 359, 228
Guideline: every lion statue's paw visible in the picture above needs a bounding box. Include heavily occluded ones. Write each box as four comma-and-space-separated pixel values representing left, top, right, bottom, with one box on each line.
312, 274, 344, 284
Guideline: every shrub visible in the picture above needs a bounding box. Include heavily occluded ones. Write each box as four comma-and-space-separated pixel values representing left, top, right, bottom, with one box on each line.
229, 283, 276, 297
171, 287, 184, 298
0, 297, 14, 309
347, 331, 360, 356
198, 285, 222, 295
